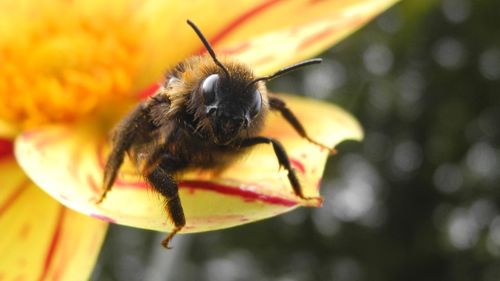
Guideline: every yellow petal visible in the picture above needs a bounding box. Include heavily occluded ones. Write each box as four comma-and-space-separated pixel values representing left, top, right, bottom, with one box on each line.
0, 157, 107, 281
15, 95, 362, 233
213, 0, 401, 74
140, 0, 400, 77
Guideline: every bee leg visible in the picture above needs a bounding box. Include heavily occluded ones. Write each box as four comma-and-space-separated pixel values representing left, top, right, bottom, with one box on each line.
99, 104, 147, 204
98, 147, 127, 204
268, 96, 336, 154
146, 167, 186, 249
241, 137, 320, 202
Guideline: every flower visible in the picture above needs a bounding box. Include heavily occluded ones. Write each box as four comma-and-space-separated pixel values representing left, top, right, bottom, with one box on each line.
0, 0, 398, 279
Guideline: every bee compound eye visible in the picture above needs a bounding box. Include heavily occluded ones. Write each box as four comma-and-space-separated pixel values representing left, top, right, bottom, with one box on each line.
249, 89, 262, 118
201, 74, 219, 105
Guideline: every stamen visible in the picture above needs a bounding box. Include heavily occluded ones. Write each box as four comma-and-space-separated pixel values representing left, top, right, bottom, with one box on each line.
0, 2, 150, 129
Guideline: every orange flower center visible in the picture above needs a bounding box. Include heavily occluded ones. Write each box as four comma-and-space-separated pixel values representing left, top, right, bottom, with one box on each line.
0, 1, 147, 130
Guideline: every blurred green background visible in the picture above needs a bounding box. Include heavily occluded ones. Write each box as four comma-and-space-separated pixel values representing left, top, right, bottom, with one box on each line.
92, 0, 500, 280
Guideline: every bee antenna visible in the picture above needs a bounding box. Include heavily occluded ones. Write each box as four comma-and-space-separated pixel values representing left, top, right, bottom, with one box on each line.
246, 58, 322, 89
187, 20, 230, 78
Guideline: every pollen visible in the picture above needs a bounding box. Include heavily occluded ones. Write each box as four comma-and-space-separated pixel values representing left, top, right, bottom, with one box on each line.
0, 1, 150, 129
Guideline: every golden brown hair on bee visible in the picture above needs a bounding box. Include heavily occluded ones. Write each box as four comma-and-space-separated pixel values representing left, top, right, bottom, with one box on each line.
155, 56, 269, 141
98, 19, 330, 249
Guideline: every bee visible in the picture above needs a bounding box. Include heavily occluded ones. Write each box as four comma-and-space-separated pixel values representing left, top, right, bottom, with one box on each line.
98, 20, 335, 248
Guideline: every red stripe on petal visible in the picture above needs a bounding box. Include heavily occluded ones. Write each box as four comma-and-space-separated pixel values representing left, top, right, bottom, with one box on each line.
180, 180, 298, 207
297, 16, 366, 51
94, 140, 300, 207
90, 213, 116, 223
20, 130, 70, 151
253, 54, 277, 68
219, 41, 252, 56
199, 0, 284, 53
0, 179, 29, 216
90, 173, 298, 207
290, 158, 306, 174
296, 26, 335, 51
0, 139, 14, 159
308, 0, 324, 5
138, 83, 161, 100
38, 206, 65, 281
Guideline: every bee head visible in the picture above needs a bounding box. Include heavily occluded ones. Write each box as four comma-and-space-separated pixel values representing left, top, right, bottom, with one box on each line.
197, 66, 263, 145
186, 20, 322, 145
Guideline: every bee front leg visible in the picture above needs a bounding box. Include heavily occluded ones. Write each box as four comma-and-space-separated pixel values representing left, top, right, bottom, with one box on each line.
146, 166, 186, 249
268, 96, 336, 154
241, 137, 321, 202
99, 104, 148, 204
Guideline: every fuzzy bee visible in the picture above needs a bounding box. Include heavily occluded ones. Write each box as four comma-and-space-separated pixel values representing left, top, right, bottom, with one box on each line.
98, 20, 334, 248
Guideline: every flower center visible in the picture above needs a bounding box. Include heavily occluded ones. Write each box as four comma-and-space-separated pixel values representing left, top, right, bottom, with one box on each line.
0, 2, 147, 129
